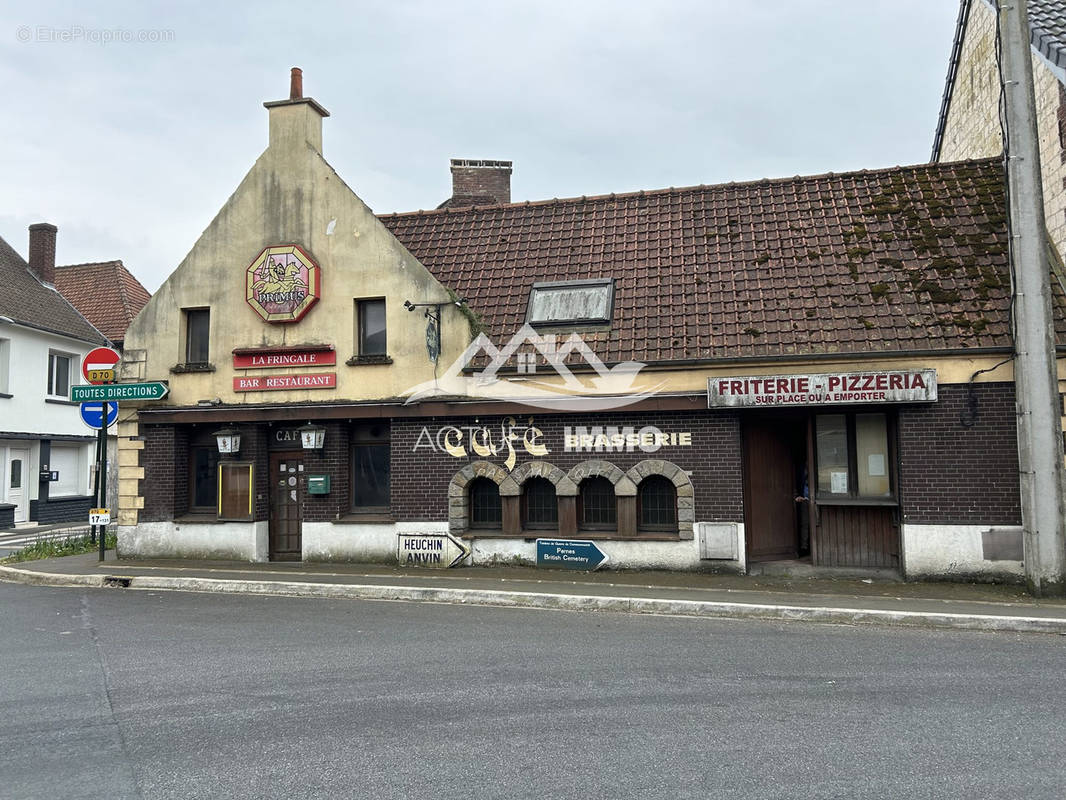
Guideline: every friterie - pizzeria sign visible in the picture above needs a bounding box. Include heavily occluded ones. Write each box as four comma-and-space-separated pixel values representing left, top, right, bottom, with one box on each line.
246, 244, 321, 323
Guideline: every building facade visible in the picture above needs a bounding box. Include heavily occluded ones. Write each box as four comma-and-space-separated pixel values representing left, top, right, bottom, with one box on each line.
116, 71, 1064, 582
0, 225, 109, 528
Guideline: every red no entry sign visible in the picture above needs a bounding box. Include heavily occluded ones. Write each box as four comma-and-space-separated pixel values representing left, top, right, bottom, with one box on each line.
83, 347, 121, 385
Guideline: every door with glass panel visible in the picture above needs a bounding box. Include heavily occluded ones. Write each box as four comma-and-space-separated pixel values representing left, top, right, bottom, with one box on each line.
5, 448, 29, 523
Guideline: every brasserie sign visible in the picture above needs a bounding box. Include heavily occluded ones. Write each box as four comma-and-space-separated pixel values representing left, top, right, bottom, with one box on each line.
708, 369, 937, 408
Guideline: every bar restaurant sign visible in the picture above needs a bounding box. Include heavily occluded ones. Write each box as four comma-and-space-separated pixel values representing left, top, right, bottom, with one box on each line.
708, 369, 937, 408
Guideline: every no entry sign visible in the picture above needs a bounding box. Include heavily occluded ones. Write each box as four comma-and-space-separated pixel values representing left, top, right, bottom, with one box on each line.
83, 347, 121, 384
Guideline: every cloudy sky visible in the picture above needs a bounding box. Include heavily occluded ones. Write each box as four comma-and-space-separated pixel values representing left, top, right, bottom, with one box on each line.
0, 1, 961, 292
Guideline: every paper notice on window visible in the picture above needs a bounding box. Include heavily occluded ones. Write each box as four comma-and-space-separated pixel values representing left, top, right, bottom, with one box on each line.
830, 471, 848, 494
868, 454, 886, 477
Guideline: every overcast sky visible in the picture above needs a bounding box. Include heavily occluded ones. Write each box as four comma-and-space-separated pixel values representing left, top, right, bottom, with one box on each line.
0, 1, 962, 292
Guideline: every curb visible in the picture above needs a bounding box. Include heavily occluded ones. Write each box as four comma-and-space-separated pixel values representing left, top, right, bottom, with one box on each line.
3, 563, 1066, 634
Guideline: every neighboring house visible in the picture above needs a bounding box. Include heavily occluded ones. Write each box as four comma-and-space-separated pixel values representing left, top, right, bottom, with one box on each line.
55, 260, 151, 349
112, 70, 1061, 583
0, 224, 109, 528
933, 0, 1066, 265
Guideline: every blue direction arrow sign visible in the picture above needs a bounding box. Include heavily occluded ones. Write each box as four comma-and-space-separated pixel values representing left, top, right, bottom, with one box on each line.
536, 538, 609, 571
80, 401, 119, 430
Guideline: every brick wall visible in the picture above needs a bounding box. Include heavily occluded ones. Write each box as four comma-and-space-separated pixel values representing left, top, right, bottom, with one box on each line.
898, 382, 1020, 524
301, 422, 351, 522
938, 0, 1002, 162
140, 424, 184, 522
449, 159, 512, 205
390, 410, 744, 522
938, 1, 1066, 271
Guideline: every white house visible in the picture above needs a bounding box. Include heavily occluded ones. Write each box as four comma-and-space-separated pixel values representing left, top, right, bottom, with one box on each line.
0, 224, 109, 528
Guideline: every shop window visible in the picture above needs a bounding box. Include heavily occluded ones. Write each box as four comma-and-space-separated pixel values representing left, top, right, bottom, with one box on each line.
189, 446, 219, 511
521, 477, 558, 530
351, 423, 390, 510
468, 477, 502, 530
356, 298, 387, 356
47, 351, 73, 398
637, 476, 677, 533
184, 308, 210, 366
527, 279, 613, 327
815, 412, 892, 500
218, 462, 253, 521
578, 476, 616, 531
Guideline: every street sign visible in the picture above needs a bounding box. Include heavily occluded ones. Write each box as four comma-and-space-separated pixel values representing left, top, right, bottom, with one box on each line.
89, 508, 111, 526
536, 538, 610, 571
80, 401, 119, 430
71, 382, 169, 402
83, 347, 121, 385
397, 533, 471, 568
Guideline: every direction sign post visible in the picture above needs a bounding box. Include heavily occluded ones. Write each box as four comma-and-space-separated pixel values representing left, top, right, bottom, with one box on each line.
536, 538, 609, 571
71, 382, 169, 403
397, 533, 471, 568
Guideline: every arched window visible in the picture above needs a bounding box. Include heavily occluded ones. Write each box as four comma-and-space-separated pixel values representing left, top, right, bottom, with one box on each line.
637, 475, 677, 533
578, 476, 616, 531
521, 477, 558, 530
468, 477, 502, 530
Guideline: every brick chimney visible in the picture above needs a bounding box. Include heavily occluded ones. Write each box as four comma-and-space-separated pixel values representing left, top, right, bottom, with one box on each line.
442, 159, 512, 207
28, 223, 57, 286
264, 66, 330, 154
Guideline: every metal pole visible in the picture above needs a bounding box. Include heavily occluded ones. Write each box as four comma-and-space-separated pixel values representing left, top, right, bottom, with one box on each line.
1000, 0, 1066, 595
98, 417, 107, 561
89, 431, 101, 545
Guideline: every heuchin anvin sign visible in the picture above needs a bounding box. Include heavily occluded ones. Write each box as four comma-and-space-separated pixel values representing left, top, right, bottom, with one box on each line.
708, 369, 937, 408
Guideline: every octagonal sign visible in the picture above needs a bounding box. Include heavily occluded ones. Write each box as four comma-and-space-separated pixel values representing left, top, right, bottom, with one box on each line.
245, 244, 321, 323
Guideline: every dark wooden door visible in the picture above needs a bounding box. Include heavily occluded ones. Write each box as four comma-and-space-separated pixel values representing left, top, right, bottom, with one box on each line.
744, 421, 798, 561
270, 452, 303, 561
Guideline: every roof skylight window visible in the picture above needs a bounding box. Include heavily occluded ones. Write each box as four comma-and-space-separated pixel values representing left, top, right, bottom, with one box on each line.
526, 279, 614, 327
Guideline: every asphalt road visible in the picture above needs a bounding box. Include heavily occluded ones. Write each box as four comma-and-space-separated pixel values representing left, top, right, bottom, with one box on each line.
0, 582, 1063, 800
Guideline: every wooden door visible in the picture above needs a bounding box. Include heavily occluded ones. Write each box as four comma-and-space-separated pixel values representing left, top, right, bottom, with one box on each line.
744, 421, 798, 561
269, 452, 303, 561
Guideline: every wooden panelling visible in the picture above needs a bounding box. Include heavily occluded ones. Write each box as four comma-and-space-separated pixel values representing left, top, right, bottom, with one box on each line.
815, 505, 898, 568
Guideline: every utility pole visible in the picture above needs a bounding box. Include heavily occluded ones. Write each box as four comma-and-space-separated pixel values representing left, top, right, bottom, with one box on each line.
1000, 0, 1066, 595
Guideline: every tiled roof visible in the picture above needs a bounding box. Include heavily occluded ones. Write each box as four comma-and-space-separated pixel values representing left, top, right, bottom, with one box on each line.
0, 235, 106, 345
1030, 0, 1066, 69
55, 260, 151, 343
382, 158, 1057, 364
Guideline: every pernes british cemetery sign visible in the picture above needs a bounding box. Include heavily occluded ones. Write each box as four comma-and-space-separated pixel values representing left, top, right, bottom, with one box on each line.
71, 382, 169, 402
707, 369, 937, 408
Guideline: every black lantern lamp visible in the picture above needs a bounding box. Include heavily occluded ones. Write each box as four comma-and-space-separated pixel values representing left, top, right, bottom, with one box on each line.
214, 426, 241, 455
298, 422, 325, 450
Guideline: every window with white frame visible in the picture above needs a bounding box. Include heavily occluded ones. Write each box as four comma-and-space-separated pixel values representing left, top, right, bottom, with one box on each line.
527, 279, 614, 327
0, 338, 10, 394
47, 351, 74, 398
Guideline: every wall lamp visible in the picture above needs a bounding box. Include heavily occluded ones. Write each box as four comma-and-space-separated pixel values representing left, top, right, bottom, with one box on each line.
298, 421, 325, 450
213, 426, 241, 455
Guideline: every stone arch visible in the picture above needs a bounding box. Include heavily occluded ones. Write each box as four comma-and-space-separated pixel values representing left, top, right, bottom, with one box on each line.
508, 460, 577, 496
567, 460, 636, 497
448, 461, 512, 534
625, 459, 695, 538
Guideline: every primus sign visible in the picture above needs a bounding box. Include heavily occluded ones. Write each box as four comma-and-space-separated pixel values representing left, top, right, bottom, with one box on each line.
708, 369, 937, 408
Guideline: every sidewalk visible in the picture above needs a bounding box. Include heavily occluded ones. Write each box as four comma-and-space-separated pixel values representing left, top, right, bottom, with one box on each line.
3, 551, 1066, 634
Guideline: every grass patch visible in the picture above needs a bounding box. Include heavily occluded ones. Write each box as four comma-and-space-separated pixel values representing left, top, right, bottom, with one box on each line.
1, 531, 116, 564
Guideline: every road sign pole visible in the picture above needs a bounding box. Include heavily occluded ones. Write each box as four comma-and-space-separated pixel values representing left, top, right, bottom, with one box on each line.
98, 415, 107, 561
89, 431, 101, 545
